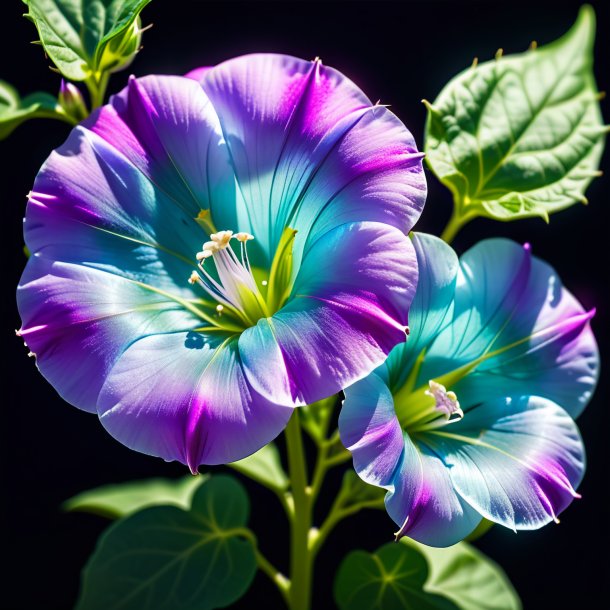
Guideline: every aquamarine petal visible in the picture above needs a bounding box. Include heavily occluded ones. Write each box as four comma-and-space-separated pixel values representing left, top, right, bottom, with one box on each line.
386, 232, 459, 392
416, 239, 598, 417
422, 396, 585, 530
200, 54, 426, 267
340, 374, 481, 547
239, 222, 417, 405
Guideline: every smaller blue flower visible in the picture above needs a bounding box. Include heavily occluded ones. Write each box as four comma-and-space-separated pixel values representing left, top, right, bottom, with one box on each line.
339, 233, 598, 547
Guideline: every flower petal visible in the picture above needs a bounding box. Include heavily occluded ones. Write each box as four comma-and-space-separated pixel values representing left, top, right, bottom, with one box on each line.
239, 222, 417, 405
416, 238, 598, 417
24, 122, 204, 288
200, 54, 425, 265
340, 374, 481, 547
85, 74, 235, 220
387, 232, 459, 392
339, 373, 405, 488
18, 259, 200, 411
97, 333, 293, 468
423, 396, 585, 530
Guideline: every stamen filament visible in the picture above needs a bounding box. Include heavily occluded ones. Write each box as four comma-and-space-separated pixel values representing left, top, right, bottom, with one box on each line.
187, 229, 269, 330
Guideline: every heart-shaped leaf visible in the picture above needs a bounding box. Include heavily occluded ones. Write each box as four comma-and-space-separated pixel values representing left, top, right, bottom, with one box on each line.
0, 80, 64, 139
425, 6, 606, 228
401, 540, 521, 610
76, 475, 257, 610
63, 475, 208, 519
334, 543, 459, 609
23, 0, 150, 81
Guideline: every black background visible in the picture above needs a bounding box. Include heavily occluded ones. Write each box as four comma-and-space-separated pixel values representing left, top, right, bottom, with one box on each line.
2, 1, 609, 608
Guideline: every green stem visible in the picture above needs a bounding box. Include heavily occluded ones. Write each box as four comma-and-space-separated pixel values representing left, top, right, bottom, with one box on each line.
285, 412, 313, 610
86, 72, 110, 110
235, 528, 290, 604
440, 207, 477, 243
311, 497, 385, 558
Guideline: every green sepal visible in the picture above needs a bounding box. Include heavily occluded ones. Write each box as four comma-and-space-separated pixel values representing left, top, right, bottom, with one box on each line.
266, 226, 297, 313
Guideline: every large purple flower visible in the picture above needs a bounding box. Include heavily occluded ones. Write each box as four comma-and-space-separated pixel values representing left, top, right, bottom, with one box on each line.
17, 55, 425, 469
339, 234, 598, 546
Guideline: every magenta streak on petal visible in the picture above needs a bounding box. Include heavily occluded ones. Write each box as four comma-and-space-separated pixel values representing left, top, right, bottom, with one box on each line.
121, 76, 168, 162
185, 66, 213, 82
184, 393, 209, 475
302, 294, 408, 334
16, 324, 48, 336
493, 309, 596, 370
393, 480, 433, 540
86, 100, 150, 167
353, 149, 425, 174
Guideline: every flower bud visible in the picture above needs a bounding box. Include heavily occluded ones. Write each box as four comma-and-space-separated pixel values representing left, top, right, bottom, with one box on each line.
58, 80, 88, 121
97, 18, 144, 74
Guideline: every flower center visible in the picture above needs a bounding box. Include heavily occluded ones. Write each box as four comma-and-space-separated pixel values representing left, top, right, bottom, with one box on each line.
425, 380, 463, 420
395, 379, 464, 432
188, 230, 271, 330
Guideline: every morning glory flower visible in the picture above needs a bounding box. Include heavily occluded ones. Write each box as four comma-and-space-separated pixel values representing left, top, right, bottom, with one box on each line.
339, 233, 598, 546
17, 54, 425, 470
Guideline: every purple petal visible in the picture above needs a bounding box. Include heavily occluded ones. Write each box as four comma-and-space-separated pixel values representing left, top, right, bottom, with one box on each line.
185, 66, 213, 82
340, 374, 481, 547
97, 333, 293, 468
239, 222, 417, 405
85, 74, 235, 219
200, 54, 425, 264
18, 259, 200, 411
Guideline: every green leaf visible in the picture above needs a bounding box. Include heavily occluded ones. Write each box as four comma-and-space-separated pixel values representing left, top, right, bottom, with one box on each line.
228, 442, 289, 491
77, 475, 257, 610
23, 0, 151, 81
0, 80, 64, 139
338, 470, 385, 510
63, 475, 208, 519
402, 540, 522, 610
334, 543, 459, 610
425, 5, 606, 225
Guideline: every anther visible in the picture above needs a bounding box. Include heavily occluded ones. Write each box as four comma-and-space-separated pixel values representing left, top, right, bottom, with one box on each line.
425, 380, 464, 420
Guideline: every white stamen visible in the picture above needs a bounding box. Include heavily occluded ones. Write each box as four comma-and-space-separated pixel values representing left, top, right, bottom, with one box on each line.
202, 241, 219, 252
196, 250, 214, 261
425, 380, 464, 420
262, 280, 268, 286
188, 228, 267, 326
210, 230, 233, 248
